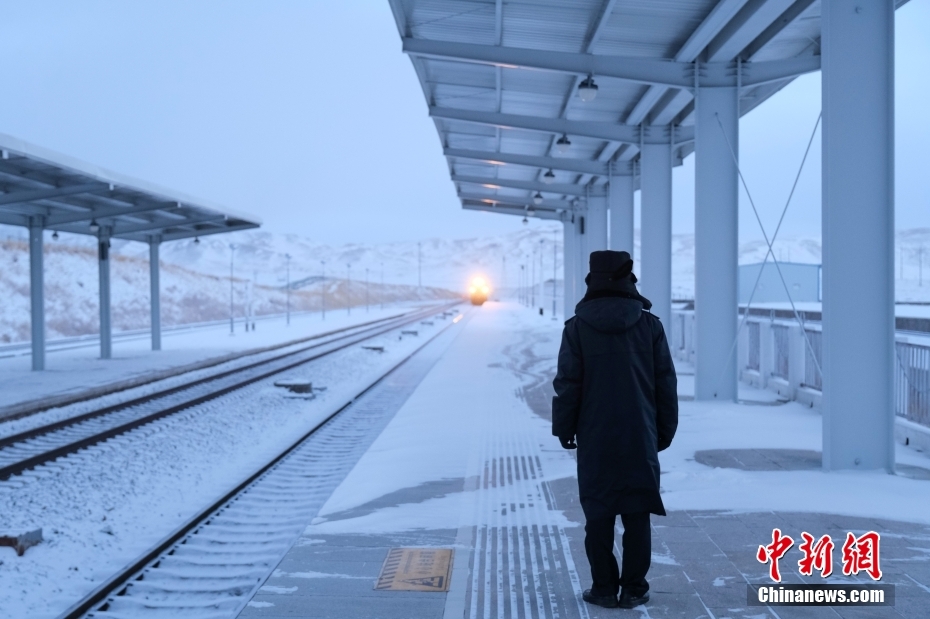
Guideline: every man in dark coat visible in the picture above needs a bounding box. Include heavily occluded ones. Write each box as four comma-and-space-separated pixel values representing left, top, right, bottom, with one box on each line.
552, 250, 678, 609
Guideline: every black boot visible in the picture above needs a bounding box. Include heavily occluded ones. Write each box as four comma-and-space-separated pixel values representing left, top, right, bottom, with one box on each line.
582, 589, 619, 608
617, 589, 650, 609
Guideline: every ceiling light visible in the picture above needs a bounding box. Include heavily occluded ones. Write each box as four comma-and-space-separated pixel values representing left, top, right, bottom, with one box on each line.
51, 231, 59, 240
578, 75, 598, 102
542, 169, 555, 184
533, 192, 543, 205
89, 220, 100, 233
556, 134, 571, 154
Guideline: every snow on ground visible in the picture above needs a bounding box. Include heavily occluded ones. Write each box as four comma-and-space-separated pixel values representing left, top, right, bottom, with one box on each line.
0, 302, 438, 414
0, 312, 455, 619
306, 302, 930, 541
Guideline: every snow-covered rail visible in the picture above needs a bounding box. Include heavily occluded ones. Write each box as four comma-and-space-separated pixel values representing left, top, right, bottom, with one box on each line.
56, 308, 465, 619
0, 304, 459, 482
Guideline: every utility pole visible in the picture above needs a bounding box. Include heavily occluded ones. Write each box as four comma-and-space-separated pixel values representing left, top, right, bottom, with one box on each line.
539, 238, 544, 312
552, 229, 557, 319
530, 248, 536, 308
917, 245, 924, 286
229, 243, 236, 335
501, 255, 506, 299
285, 254, 291, 326
347, 263, 352, 316
321, 260, 326, 321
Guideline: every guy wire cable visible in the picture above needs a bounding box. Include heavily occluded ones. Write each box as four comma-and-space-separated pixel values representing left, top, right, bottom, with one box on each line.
708, 110, 823, 398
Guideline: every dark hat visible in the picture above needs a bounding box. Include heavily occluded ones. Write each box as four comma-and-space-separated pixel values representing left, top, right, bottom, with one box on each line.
589, 250, 635, 281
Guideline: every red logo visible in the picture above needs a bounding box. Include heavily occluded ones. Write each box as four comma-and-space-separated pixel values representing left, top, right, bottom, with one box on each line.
758, 529, 882, 582
841, 531, 882, 581
756, 528, 794, 583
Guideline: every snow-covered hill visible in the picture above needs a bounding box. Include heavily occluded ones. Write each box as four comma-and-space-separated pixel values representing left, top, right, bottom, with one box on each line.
2, 224, 929, 343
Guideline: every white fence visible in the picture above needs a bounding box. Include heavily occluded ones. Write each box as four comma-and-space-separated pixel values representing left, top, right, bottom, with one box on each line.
671, 309, 930, 427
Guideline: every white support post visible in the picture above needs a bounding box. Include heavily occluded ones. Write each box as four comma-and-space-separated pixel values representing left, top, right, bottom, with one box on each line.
641, 142, 673, 326
821, 0, 895, 472
28, 218, 45, 371
98, 230, 112, 360
585, 195, 609, 258
609, 170, 634, 254
694, 84, 739, 401
149, 239, 161, 351
562, 216, 576, 316
575, 211, 588, 299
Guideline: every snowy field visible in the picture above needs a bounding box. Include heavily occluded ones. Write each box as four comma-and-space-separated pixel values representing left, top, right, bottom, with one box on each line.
0, 302, 441, 415
0, 309, 458, 618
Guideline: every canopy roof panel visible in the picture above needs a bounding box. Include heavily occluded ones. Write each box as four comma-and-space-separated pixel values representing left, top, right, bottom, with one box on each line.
389, 0, 909, 221
0, 132, 260, 243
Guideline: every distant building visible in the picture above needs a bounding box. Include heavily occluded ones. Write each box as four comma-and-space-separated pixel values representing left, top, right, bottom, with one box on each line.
738, 262, 821, 304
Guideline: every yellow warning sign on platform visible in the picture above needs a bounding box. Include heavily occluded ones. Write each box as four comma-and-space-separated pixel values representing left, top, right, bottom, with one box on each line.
375, 548, 453, 592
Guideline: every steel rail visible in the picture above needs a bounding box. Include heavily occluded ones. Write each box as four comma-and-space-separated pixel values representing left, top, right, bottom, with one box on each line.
0, 310, 415, 423
0, 303, 459, 481
0, 309, 418, 449
57, 308, 467, 619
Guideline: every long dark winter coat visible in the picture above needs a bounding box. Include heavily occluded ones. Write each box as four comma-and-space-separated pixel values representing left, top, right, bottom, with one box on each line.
551, 292, 678, 519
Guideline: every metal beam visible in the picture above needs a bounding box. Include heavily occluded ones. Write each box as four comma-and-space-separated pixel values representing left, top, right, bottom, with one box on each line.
452, 174, 600, 198
0, 182, 108, 207
741, 0, 817, 60
462, 200, 563, 221
156, 222, 259, 243
706, 0, 796, 62
459, 191, 576, 212
47, 201, 179, 227
444, 147, 610, 176
110, 214, 226, 237
404, 38, 694, 89
432, 107, 695, 145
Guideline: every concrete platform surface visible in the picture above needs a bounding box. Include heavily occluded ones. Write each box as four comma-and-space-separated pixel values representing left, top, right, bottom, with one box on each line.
237, 302, 930, 619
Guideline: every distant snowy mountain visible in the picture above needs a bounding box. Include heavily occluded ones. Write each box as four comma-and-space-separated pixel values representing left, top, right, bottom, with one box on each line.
2, 224, 929, 343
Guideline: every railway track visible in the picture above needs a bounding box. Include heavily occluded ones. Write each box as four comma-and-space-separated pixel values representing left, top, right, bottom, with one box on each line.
57, 307, 467, 619
0, 303, 460, 482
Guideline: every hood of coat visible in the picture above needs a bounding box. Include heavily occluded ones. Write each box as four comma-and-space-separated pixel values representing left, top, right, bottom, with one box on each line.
574, 296, 645, 334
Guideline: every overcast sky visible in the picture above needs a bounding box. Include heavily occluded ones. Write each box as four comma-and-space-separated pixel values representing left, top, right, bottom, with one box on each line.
0, 1, 926, 245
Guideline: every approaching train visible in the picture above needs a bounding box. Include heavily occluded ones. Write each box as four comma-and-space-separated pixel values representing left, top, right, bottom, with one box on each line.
468, 277, 491, 306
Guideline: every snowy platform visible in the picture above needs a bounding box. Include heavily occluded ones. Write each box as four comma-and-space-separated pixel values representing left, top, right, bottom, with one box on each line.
0, 305, 426, 420
237, 302, 930, 619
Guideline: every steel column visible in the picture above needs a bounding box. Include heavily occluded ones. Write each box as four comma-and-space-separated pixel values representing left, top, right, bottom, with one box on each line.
821, 0, 895, 472
574, 213, 588, 301
28, 218, 45, 371
98, 231, 112, 359
149, 240, 162, 351
609, 173, 634, 254
585, 195, 609, 258
562, 217, 575, 316
640, 143, 673, 326
694, 85, 739, 401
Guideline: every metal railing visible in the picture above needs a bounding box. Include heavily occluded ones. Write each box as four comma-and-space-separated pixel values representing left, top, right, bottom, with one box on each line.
803, 328, 823, 390
671, 309, 930, 429
772, 325, 790, 380
747, 322, 760, 371
896, 341, 930, 426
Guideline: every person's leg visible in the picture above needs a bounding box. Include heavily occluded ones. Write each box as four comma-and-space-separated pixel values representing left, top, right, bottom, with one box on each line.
584, 516, 620, 597
618, 512, 651, 595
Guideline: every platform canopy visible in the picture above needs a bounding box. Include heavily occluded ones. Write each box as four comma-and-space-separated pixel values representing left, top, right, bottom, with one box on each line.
388, 0, 906, 221
0, 132, 259, 242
